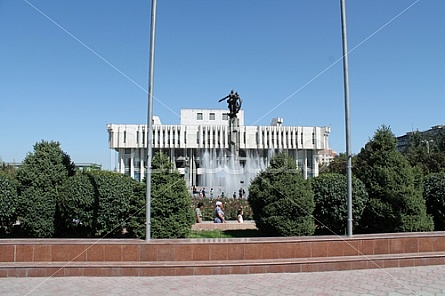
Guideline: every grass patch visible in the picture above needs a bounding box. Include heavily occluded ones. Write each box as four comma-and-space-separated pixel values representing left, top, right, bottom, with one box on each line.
222, 229, 265, 238
188, 230, 231, 238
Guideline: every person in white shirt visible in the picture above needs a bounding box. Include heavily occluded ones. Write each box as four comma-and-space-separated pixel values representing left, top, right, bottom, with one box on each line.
237, 208, 244, 223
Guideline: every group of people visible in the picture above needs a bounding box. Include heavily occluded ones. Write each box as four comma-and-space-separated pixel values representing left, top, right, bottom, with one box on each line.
233, 187, 245, 199
192, 185, 214, 199
192, 185, 246, 199
195, 202, 244, 224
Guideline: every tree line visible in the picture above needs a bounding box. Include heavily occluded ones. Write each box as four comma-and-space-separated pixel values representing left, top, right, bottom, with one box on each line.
1, 125, 445, 238
0, 141, 193, 239
248, 125, 445, 236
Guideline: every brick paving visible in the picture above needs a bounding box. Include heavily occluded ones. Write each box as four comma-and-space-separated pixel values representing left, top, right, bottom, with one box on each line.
1, 265, 445, 296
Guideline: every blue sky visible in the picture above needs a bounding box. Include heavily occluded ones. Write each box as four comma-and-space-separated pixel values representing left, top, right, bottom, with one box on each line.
1, 0, 444, 170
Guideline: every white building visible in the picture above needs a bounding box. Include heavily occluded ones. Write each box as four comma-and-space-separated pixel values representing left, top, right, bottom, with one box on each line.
107, 109, 331, 195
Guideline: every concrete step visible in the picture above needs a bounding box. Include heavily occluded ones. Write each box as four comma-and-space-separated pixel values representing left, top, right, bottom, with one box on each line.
2, 251, 445, 277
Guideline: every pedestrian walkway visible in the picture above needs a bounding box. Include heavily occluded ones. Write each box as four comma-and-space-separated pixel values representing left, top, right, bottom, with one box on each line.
1, 265, 445, 296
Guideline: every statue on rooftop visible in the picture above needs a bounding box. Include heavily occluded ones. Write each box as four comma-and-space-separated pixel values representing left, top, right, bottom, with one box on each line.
218, 90, 242, 118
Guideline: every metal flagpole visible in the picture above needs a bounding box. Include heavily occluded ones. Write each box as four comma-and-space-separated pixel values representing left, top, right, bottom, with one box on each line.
145, 0, 157, 241
340, 0, 353, 237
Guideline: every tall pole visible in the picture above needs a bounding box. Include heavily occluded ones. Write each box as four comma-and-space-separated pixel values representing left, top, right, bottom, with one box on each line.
145, 0, 157, 241
340, 0, 353, 237
422, 140, 433, 154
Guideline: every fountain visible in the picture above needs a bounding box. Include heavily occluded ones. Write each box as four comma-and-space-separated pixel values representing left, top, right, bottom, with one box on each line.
194, 91, 271, 198
199, 148, 270, 198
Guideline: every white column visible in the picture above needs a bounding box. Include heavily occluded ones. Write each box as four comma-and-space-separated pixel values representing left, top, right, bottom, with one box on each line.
119, 152, 125, 174
313, 151, 319, 177
140, 148, 145, 182
210, 126, 214, 149
130, 150, 134, 179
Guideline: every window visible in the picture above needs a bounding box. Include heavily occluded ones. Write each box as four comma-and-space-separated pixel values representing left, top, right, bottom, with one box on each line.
123, 131, 126, 143
209, 113, 215, 120
222, 113, 228, 120
197, 113, 203, 120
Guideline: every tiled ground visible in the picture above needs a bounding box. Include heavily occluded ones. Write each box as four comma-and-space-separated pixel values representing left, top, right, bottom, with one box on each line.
1, 265, 445, 296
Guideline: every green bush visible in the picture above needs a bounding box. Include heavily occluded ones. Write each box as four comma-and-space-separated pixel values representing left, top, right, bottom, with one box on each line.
311, 173, 368, 235
58, 170, 142, 238
424, 172, 445, 230
59, 151, 194, 239
57, 173, 96, 237
248, 152, 315, 236
0, 172, 18, 234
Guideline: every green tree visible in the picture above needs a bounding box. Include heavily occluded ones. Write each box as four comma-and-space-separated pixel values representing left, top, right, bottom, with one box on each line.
323, 153, 357, 175
354, 126, 433, 233
0, 162, 17, 178
423, 173, 445, 230
311, 173, 368, 235
129, 152, 194, 239
0, 172, 18, 234
15, 140, 75, 237
248, 152, 315, 236
402, 130, 445, 175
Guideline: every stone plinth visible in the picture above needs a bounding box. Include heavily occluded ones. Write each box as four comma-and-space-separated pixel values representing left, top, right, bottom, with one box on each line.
1, 232, 445, 277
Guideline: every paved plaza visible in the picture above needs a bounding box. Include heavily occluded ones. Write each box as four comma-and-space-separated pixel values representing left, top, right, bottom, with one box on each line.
1, 265, 445, 296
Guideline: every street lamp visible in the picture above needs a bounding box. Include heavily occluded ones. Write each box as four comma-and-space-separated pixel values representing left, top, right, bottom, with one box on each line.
422, 140, 433, 154
340, 0, 353, 237
145, 0, 157, 241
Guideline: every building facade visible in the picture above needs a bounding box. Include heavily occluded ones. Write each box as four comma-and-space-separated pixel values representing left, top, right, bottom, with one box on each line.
396, 125, 444, 152
107, 109, 332, 195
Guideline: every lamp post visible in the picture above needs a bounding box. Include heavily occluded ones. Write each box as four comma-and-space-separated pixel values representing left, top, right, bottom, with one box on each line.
340, 0, 353, 237
422, 140, 433, 154
145, 0, 157, 241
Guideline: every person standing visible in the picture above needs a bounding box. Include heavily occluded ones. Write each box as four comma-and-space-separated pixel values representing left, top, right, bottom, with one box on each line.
192, 185, 198, 198
238, 188, 245, 199
214, 201, 225, 223
195, 202, 204, 223
237, 208, 244, 223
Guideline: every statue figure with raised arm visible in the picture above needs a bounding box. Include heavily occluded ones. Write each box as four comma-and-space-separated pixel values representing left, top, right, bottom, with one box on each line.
218, 90, 242, 118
